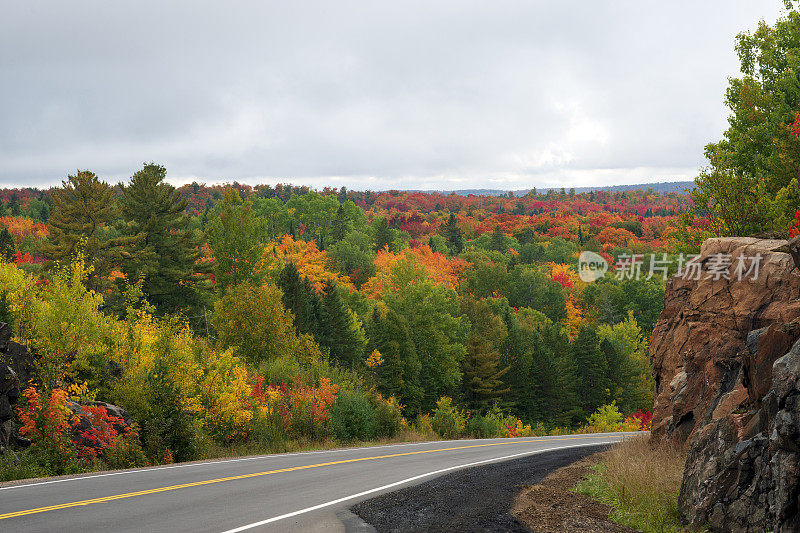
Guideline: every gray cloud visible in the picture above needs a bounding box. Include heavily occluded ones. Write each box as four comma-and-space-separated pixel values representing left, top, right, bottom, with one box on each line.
0, 0, 785, 190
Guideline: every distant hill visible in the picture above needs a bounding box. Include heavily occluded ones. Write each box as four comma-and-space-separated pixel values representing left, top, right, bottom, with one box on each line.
410, 181, 695, 196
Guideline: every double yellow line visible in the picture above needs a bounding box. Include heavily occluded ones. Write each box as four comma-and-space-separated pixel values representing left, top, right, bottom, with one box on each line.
0, 435, 610, 521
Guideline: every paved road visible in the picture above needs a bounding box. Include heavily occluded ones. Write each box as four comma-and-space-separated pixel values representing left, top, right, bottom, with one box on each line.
0, 432, 636, 532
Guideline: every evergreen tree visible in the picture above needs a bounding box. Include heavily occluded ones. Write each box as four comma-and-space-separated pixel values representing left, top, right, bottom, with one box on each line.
277, 262, 322, 338
571, 326, 611, 416
460, 297, 510, 411
41, 171, 127, 291
490, 225, 507, 252
7, 193, 20, 216
0, 200, 6, 218
331, 204, 348, 243
366, 305, 423, 415
501, 306, 579, 425
442, 213, 464, 254
319, 281, 365, 367
373, 216, 393, 252
119, 163, 210, 315
0, 227, 14, 261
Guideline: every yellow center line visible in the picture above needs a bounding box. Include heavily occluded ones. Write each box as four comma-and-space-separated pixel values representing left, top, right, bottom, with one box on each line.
0, 435, 620, 521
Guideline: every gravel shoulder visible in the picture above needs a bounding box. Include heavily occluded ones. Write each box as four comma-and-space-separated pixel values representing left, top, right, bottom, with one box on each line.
512, 452, 637, 532
350, 444, 616, 533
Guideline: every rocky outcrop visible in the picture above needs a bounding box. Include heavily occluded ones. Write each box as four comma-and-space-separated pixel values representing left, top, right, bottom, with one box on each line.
649, 237, 800, 531
0, 322, 33, 453
650, 237, 800, 442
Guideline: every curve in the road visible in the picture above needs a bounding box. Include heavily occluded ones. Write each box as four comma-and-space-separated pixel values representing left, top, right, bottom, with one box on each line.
0, 432, 636, 532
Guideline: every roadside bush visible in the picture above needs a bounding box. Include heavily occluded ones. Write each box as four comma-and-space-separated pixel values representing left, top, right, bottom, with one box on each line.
430, 397, 466, 439
287, 378, 338, 441
16, 385, 148, 474
136, 352, 202, 463
0, 450, 47, 481
17, 386, 86, 476
249, 375, 339, 443
27, 259, 114, 392
330, 390, 376, 441
412, 414, 436, 439
466, 408, 508, 438
580, 403, 641, 433
373, 395, 403, 438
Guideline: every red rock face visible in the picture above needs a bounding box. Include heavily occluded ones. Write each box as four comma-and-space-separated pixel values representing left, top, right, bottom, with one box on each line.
649, 237, 800, 444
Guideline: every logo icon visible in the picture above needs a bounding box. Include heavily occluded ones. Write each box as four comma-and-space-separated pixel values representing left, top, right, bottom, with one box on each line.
578, 251, 608, 282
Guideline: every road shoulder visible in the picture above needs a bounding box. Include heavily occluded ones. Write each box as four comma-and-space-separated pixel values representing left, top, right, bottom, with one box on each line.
512, 452, 636, 532
349, 445, 609, 532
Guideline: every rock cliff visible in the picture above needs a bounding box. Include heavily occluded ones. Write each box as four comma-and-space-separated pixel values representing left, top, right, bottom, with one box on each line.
649, 237, 800, 532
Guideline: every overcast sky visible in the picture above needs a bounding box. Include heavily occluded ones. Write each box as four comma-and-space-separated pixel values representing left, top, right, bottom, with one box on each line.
0, 1, 786, 191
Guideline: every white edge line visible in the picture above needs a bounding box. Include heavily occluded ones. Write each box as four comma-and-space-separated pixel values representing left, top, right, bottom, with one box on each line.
0, 432, 640, 492
219, 438, 623, 533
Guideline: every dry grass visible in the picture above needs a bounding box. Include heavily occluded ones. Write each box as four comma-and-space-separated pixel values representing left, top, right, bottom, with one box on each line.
575, 435, 691, 533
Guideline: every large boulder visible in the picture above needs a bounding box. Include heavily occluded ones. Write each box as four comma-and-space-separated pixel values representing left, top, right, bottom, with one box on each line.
649, 237, 800, 531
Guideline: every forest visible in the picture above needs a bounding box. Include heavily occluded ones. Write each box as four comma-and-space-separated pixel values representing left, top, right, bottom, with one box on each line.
0, 169, 696, 478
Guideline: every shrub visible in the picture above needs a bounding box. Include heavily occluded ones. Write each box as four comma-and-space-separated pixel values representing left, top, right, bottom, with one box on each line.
466, 408, 508, 438
249, 375, 339, 443
17, 386, 86, 475
430, 397, 466, 439
0, 450, 47, 481
26, 258, 115, 391
373, 395, 403, 438
330, 390, 376, 442
580, 402, 641, 433
286, 377, 338, 441
102, 431, 148, 469
136, 352, 202, 463
412, 414, 436, 439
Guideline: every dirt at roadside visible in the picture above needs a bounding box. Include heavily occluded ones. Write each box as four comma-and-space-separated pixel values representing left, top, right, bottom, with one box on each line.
512, 452, 636, 533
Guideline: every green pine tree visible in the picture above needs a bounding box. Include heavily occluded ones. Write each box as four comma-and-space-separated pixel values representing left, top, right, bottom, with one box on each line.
460, 297, 510, 411
490, 225, 507, 252
331, 204, 348, 243
119, 163, 211, 315
373, 217, 393, 252
366, 305, 423, 415
7, 193, 20, 216
0, 227, 14, 262
277, 262, 322, 338
319, 281, 365, 368
571, 326, 611, 417
442, 213, 464, 254
206, 188, 265, 291
41, 171, 129, 291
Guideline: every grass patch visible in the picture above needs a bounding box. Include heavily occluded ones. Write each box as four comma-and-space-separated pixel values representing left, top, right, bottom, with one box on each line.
575, 435, 696, 533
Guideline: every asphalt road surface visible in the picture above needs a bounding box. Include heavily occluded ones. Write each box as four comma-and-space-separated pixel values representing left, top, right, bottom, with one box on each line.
0, 433, 636, 532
